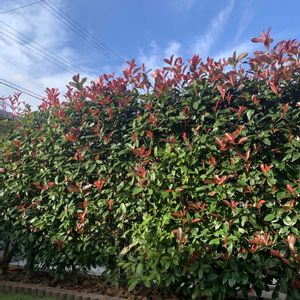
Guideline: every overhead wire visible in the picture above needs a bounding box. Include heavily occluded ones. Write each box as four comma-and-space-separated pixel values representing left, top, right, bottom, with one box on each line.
47, 0, 125, 65
0, 79, 43, 99
39, 0, 126, 67
0, 79, 43, 100
0, 0, 127, 100
0, 0, 44, 15
0, 20, 90, 77
0, 0, 126, 69
0, 29, 79, 75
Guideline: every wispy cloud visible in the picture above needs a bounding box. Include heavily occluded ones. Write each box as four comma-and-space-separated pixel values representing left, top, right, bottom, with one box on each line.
138, 40, 182, 71
172, 0, 196, 12
138, 41, 160, 72
234, 0, 254, 43
213, 41, 255, 60
0, 0, 98, 108
191, 0, 235, 58
164, 41, 181, 58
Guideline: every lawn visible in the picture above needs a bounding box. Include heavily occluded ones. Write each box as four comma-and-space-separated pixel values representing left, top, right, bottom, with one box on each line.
0, 292, 55, 300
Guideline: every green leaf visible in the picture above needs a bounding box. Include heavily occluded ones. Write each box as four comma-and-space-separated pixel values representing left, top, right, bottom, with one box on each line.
283, 215, 297, 226
246, 109, 254, 121
209, 238, 220, 245
228, 277, 236, 288
264, 214, 275, 222
120, 203, 126, 215
279, 277, 288, 293
136, 263, 143, 275
132, 186, 143, 195
263, 138, 271, 146
128, 279, 138, 291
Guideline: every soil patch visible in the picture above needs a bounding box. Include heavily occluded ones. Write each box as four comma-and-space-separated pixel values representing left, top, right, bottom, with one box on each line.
0, 268, 179, 300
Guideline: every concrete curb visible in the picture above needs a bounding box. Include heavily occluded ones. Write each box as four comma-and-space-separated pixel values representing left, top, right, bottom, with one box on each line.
0, 280, 288, 299
0, 280, 124, 300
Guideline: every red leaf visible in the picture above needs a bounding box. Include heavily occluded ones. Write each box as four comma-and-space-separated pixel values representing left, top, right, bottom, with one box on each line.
82, 199, 87, 209
131, 164, 147, 178
105, 199, 113, 210
107, 107, 113, 119
238, 137, 248, 144
82, 184, 92, 192
148, 113, 157, 126
287, 184, 295, 196
209, 156, 217, 166
66, 133, 76, 142
260, 164, 272, 174
217, 85, 226, 100
282, 103, 289, 115
33, 182, 42, 189
191, 218, 201, 223
146, 131, 154, 140
255, 199, 266, 209
222, 200, 231, 207
270, 249, 282, 258
224, 133, 234, 142
251, 37, 263, 43
79, 211, 87, 223
287, 234, 296, 252
251, 95, 260, 106
164, 54, 174, 65
131, 132, 137, 143
270, 82, 279, 95
145, 102, 153, 110
237, 149, 250, 161
228, 72, 235, 87
216, 137, 227, 151
214, 175, 231, 185
94, 179, 106, 191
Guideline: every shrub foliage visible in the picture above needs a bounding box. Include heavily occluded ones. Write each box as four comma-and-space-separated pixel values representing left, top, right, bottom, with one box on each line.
1, 31, 300, 299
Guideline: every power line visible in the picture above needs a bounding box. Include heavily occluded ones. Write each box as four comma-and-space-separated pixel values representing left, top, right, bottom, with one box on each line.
0, 79, 43, 100
1, 0, 126, 68
0, 0, 44, 15
0, 29, 79, 75
39, 0, 126, 67
47, 0, 126, 65
46, 0, 126, 66
0, 78, 43, 99
0, 20, 90, 77
40, 0, 124, 66
0, 79, 42, 98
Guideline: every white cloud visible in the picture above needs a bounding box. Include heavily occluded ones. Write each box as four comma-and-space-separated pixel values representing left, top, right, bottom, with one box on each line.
234, 0, 254, 43
173, 0, 196, 12
0, 0, 97, 109
138, 40, 182, 72
213, 41, 255, 60
164, 41, 181, 58
191, 0, 235, 58
138, 41, 160, 72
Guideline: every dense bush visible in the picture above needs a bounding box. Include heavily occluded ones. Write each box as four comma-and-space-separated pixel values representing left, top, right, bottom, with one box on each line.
0, 30, 300, 299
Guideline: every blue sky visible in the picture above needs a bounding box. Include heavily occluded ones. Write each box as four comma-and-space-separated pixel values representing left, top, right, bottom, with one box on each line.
0, 0, 299, 107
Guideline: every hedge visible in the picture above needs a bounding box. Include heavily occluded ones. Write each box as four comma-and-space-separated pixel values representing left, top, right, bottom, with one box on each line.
0, 30, 299, 299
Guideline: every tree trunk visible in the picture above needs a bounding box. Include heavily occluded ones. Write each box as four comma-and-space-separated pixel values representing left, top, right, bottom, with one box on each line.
0, 240, 15, 275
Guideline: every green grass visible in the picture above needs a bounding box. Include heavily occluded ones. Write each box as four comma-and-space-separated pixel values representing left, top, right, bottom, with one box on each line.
0, 292, 55, 300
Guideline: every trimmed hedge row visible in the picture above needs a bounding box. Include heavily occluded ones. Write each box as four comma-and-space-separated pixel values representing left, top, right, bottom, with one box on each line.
1, 31, 300, 299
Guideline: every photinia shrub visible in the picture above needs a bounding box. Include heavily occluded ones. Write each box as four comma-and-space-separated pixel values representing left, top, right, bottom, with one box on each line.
0, 30, 299, 298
